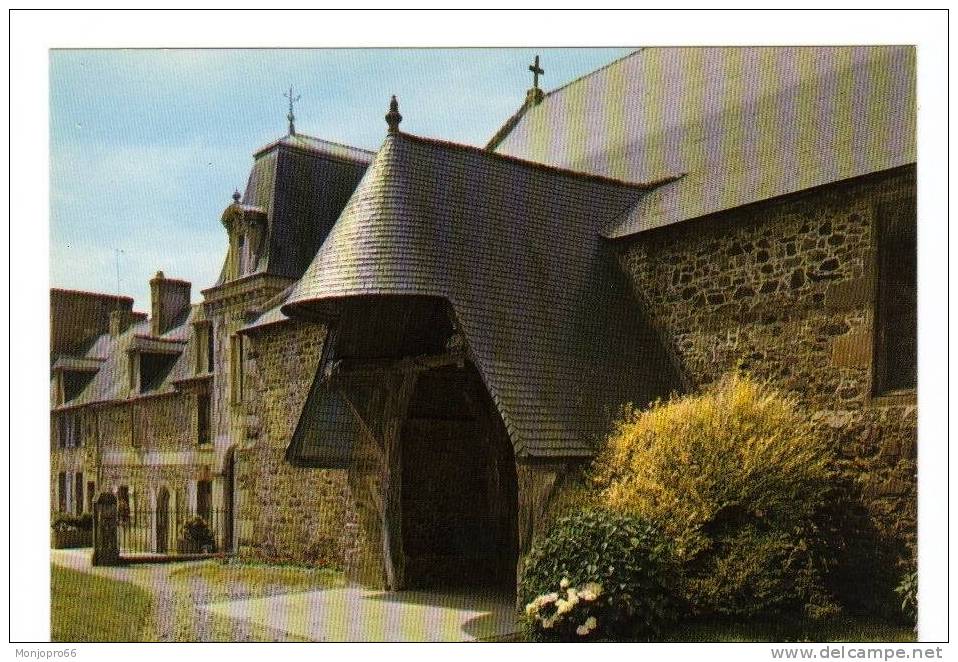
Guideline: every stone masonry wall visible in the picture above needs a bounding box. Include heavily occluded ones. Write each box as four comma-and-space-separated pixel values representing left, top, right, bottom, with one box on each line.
620, 166, 917, 613
53, 394, 213, 511
241, 320, 371, 576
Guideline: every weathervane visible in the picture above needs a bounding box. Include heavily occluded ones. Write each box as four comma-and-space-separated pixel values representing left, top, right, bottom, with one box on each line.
284, 85, 301, 135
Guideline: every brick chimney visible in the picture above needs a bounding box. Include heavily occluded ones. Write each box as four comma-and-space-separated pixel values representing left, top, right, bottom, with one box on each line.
150, 271, 191, 336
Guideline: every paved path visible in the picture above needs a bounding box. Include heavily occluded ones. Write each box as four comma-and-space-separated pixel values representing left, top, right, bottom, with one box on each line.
51, 550, 519, 642
200, 586, 519, 642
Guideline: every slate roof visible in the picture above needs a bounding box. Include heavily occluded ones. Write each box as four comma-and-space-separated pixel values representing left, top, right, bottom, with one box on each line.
214, 132, 375, 285
52, 356, 105, 373
241, 284, 296, 332
493, 46, 916, 237
52, 305, 202, 410
282, 132, 678, 458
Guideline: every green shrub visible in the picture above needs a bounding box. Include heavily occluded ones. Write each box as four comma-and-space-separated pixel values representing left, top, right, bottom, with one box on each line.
894, 569, 918, 623
590, 373, 839, 620
52, 513, 93, 532
177, 517, 216, 554
519, 508, 676, 641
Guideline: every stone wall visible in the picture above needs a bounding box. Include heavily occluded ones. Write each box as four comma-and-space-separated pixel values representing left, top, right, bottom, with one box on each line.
241, 320, 371, 576
131, 395, 196, 451
50, 394, 214, 531
619, 166, 917, 613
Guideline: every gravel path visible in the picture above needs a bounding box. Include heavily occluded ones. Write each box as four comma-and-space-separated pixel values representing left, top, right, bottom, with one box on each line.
51, 550, 311, 641
51, 549, 518, 642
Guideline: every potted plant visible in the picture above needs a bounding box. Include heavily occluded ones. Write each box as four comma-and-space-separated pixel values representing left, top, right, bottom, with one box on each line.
51, 513, 94, 549
176, 517, 216, 554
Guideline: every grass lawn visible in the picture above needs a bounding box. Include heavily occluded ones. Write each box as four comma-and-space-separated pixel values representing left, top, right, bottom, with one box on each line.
51, 565, 153, 642
664, 617, 917, 643
167, 559, 346, 601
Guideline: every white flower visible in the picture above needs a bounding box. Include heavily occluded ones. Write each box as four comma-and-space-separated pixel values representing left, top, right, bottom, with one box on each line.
566, 588, 579, 605
555, 598, 573, 615
542, 616, 555, 629
559, 577, 570, 589
578, 582, 603, 601
539, 592, 558, 606
577, 582, 602, 602
576, 616, 598, 637
524, 602, 537, 616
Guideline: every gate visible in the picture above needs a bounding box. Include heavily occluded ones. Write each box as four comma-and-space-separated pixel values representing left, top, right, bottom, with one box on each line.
117, 506, 229, 555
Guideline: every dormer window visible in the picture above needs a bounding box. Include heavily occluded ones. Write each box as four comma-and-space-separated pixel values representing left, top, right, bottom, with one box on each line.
139, 352, 178, 393
220, 195, 267, 283
51, 357, 103, 405
128, 335, 186, 394
62, 371, 92, 402
237, 234, 247, 276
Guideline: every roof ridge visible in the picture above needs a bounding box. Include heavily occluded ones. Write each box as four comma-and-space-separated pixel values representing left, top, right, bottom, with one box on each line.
396, 131, 669, 191
291, 131, 377, 155
50, 287, 134, 302
541, 48, 644, 101
253, 131, 376, 159
484, 99, 532, 152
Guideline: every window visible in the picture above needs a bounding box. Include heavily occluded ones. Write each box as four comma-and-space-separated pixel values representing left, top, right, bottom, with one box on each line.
195, 326, 208, 374
62, 371, 93, 403
237, 234, 247, 276
207, 327, 214, 374
197, 393, 211, 445
197, 480, 213, 524
57, 472, 67, 512
230, 335, 244, 405
87, 481, 96, 512
74, 472, 84, 514
874, 196, 917, 394
195, 324, 215, 375
58, 414, 80, 449
139, 352, 177, 392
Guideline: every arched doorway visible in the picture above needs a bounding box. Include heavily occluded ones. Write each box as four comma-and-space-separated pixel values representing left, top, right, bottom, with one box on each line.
155, 487, 170, 554
400, 364, 518, 590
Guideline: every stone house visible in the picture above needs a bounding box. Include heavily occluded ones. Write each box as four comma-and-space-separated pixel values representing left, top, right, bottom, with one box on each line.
51, 46, 916, 608
50, 133, 373, 554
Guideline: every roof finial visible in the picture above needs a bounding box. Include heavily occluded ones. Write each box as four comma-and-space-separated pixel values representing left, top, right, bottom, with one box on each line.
232, 189, 241, 203
527, 55, 545, 105
385, 95, 402, 134
284, 85, 301, 135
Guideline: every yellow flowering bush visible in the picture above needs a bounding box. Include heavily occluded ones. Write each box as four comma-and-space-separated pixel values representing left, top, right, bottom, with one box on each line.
590, 373, 839, 619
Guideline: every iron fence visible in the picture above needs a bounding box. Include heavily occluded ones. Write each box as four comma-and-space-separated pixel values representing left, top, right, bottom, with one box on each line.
117, 507, 230, 555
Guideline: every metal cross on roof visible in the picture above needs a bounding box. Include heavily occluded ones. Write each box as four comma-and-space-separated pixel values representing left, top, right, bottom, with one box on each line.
528, 55, 545, 90
284, 85, 301, 135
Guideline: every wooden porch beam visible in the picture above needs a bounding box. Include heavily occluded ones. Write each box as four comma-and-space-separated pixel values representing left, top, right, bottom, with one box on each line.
325, 350, 466, 380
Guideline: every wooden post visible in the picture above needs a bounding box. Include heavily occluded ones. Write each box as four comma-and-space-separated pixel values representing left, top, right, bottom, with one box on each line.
91, 492, 120, 566
339, 365, 419, 591
379, 368, 417, 591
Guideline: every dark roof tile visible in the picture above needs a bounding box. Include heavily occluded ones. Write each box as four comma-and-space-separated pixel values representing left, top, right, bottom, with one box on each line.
494, 46, 916, 237
283, 132, 677, 457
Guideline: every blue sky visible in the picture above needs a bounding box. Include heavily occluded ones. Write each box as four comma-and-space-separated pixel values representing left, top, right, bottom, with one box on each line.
50, 48, 632, 311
